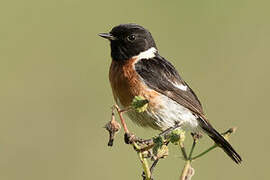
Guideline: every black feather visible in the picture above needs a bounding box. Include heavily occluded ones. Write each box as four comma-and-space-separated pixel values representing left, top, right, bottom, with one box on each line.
198, 117, 242, 164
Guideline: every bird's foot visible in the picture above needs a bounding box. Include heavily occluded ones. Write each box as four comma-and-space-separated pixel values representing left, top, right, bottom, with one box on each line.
124, 133, 153, 145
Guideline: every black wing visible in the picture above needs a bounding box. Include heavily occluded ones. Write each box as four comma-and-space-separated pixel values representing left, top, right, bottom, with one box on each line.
135, 55, 243, 164
135, 54, 204, 116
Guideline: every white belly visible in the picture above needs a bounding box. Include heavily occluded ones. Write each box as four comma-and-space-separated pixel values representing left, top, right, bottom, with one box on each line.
148, 93, 199, 131
121, 93, 200, 132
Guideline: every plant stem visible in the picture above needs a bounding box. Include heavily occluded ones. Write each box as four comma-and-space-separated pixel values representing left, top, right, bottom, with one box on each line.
138, 150, 151, 180
179, 142, 188, 160
180, 160, 191, 180
132, 142, 151, 179
191, 127, 236, 161
191, 144, 217, 160
188, 140, 196, 160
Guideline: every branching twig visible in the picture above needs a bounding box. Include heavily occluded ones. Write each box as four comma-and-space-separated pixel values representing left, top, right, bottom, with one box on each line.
104, 96, 239, 180
179, 128, 237, 180
133, 142, 152, 180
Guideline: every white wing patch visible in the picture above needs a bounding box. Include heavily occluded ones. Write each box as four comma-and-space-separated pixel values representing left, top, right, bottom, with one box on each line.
170, 81, 188, 91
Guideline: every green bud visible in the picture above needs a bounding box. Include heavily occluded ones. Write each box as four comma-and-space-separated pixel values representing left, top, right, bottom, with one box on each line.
169, 129, 185, 145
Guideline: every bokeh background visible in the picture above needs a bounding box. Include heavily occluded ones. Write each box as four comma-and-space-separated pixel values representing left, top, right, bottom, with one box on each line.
1, 0, 269, 179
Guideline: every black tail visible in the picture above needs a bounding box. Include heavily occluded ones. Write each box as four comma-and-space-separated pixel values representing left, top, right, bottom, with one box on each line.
198, 118, 242, 164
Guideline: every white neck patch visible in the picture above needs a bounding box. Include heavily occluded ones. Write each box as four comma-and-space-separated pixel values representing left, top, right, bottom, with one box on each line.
133, 47, 157, 60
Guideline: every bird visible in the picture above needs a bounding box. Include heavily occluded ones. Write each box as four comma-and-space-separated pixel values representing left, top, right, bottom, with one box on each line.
99, 23, 242, 164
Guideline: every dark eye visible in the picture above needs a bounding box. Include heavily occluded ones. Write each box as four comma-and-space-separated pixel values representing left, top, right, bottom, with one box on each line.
127, 34, 136, 42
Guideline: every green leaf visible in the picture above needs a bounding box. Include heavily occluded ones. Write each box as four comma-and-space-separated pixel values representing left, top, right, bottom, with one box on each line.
152, 136, 164, 156
131, 96, 149, 113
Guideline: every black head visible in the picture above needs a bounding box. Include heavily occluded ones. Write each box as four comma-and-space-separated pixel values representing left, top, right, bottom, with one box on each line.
99, 24, 157, 61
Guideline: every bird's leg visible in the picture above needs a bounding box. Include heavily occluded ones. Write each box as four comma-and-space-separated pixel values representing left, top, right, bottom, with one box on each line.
112, 104, 139, 145
160, 121, 184, 137
160, 126, 177, 137
112, 104, 130, 134
112, 105, 151, 145
125, 133, 154, 146
113, 104, 183, 146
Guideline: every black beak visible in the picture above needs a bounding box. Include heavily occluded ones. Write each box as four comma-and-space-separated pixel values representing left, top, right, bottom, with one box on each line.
98, 33, 117, 40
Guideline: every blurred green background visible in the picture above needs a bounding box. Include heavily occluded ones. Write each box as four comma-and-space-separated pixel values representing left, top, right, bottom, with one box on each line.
0, 0, 269, 179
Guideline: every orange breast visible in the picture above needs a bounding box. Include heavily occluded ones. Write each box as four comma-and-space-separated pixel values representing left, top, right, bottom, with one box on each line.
109, 58, 158, 108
